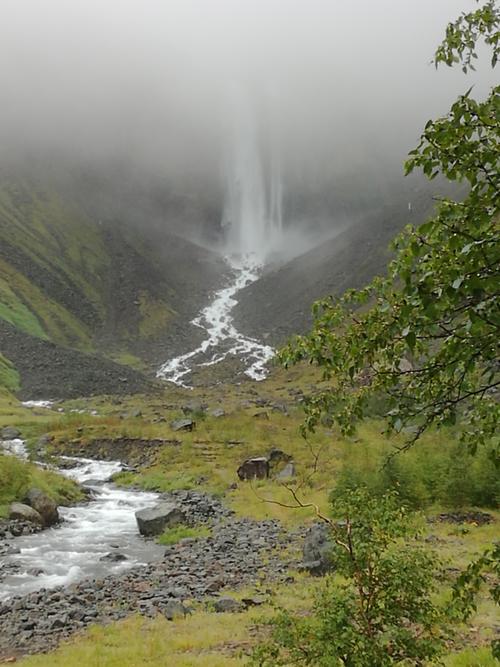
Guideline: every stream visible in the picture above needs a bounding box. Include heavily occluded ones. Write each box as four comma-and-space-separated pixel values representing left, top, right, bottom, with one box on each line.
0, 439, 163, 602
157, 256, 274, 386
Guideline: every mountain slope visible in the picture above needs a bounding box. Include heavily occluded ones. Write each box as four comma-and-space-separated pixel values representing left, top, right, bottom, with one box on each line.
234, 189, 441, 345
0, 176, 225, 398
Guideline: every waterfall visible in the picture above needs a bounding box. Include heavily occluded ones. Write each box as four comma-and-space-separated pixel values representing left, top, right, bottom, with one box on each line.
222, 89, 283, 262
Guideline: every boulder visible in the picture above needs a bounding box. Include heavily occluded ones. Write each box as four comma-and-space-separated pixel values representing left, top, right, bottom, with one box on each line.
301, 523, 334, 575
1, 426, 21, 440
214, 597, 244, 613
209, 408, 225, 418
170, 418, 195, 432
268, 448, 293, 473
25, 488, 60, 527
100, 552, 128, 562
237, 457, 269, 481
135, 502, 185, 537
9, 503, 43, 525
276, 462, 296, 480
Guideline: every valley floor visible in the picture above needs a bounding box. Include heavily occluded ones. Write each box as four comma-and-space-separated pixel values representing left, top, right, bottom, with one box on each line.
0, 366, 498, 666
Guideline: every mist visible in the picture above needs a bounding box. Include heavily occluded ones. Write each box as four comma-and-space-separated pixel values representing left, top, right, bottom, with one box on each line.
0, 0, 493, 252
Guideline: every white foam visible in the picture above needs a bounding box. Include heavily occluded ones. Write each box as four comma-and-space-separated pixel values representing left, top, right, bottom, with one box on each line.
157, 256, 274, 387
21, 400, 54, 409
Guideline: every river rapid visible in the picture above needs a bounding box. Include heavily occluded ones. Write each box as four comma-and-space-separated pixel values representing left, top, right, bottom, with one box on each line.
0, 439, 163, 602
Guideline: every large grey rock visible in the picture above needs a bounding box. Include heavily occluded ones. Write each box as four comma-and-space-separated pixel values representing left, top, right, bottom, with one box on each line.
301, 523, 334, 575
1, 427, 21, 440
213, 597, 244, 613
170, 418, 195, 432
135, 502, 185, 537
25, 488, 59, 526
276, 462, 296, 480
9, 503, 43, 525
268, 448, 293, 474
237, 457, 269, 481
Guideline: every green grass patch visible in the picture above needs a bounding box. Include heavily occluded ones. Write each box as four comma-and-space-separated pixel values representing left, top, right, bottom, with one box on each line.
157, 525, 211, 546
0, 353, 20, 392
0, 454, 83, 508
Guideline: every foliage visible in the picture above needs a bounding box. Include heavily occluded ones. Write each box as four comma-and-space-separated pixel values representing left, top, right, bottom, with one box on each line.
280, 1, 499, 456
0, 453, 83, 514
334, 435, 499, 509
252, 489, 447, 666
450, 542, 500, 659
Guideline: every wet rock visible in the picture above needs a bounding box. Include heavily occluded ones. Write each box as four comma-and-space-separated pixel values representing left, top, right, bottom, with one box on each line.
9, 503, 43, 526
25, 488, 59, 527
100, 552, 128, 562
237, 457, 269, 481
135, 503, 185, 537
301, 523, 334, 575
1, 426, 21, 440
170, 418, 195, 432
213, 597, 244, 613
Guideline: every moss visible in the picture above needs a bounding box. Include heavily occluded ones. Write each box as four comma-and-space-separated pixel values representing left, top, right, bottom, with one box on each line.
157, 525, 211, 546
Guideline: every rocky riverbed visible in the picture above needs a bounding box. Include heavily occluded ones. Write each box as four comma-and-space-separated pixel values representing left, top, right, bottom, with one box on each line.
0, 489, 299, 659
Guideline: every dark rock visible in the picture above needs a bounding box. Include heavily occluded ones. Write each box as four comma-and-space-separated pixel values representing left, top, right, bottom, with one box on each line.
1, 426, 21, 440
268, 449, 293, 474
100, 552, 128, 562
170, 418, 195, 432
241, 596, 267, 608
237, 457, 269, 481
135, 503, 185, 537
253, 411, 269, 420
213, 597, 244, 613
25, 488, 59, 527
301, 523, 334, 575
9, 503, 43, 525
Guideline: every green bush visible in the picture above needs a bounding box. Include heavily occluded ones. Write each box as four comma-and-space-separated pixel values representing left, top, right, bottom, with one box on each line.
333, 436, 498, 510
253, 489, 449, 666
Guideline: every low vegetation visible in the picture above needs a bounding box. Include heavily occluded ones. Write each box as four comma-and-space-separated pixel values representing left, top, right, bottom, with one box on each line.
0, 454, 83, 517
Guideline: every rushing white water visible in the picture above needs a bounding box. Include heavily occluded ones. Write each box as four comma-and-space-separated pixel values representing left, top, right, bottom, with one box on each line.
0, 446, 163, 601
21, 400, 54, 409
157, 256, 274, 387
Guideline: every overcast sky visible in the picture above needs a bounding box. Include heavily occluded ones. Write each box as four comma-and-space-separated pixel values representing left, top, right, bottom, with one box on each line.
0, 0, 493, 187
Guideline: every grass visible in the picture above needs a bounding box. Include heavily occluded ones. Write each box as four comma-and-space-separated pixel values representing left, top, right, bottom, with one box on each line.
1, 368, 498, 665
0, 454, 83, 517
0, 353, 20, 392
157, 525, 211, 546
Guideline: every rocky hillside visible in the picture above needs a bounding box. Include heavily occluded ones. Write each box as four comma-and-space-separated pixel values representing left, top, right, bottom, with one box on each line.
0, 176, 226, 398
233, 185, 448, 345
